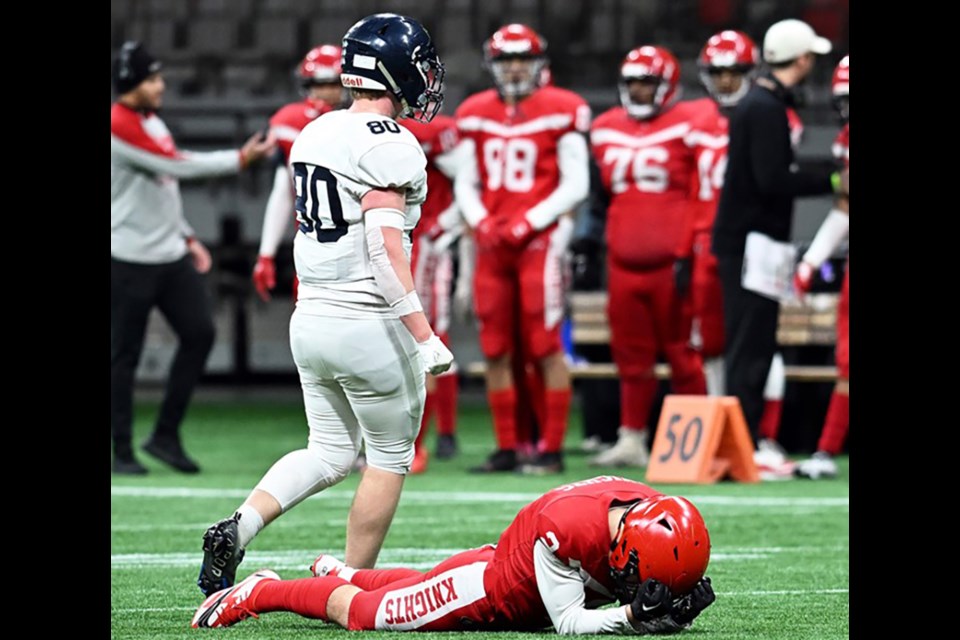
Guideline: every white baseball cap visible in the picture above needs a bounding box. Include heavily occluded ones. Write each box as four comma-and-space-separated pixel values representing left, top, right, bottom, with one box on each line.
763, 19, 833, 63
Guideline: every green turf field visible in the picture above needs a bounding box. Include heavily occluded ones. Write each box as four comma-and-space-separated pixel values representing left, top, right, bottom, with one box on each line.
111, 394, 849, 639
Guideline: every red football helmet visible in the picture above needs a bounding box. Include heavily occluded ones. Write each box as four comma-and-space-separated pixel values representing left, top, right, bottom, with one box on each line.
618, 45, 681, 120
832, 55, 849, 122
483, 24, 548, 98
698, 30, 759, 108
299, 44, 342, 86
608, 496, 711, 600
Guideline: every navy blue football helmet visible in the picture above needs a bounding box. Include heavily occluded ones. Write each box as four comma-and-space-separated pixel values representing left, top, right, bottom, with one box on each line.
340, 13, 444, 122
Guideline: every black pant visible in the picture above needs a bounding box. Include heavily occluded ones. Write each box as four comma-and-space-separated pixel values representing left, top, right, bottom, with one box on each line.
111, 256, 215, 458
716, 253, 779, 446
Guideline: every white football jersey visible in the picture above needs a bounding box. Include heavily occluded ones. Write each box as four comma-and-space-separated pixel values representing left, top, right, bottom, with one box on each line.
289, 110, 428, 314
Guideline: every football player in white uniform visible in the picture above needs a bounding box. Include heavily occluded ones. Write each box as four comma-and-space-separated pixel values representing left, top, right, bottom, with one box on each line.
197, 13, 453, 597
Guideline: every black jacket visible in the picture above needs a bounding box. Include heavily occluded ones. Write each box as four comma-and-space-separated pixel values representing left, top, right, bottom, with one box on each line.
712, 73, 835, 257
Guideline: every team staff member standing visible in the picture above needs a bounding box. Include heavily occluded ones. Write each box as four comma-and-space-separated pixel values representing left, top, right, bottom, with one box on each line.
711, 19, 847, 448
110, 41, 275, 475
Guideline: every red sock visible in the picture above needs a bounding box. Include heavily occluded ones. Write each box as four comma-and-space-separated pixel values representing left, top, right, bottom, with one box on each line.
526, 364, 546, 429
515, 380, 534, 447
435, 374, 458, 436
759, 399, 783, 441
540, 387, 571, 453
415, 392, 435, 452
620, 377, 657, 429
817, 391, 849, 455
253, 576, 351, 619
488, 387, 518, 450
349, 568, 423, 591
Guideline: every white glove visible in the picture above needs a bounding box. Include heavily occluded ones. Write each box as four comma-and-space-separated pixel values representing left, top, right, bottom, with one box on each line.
417, 334, 454, 375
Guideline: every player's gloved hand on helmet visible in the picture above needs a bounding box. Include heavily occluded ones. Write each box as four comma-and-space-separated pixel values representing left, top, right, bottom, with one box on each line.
417, 333, 455, 376
671, 577, 716, 626
793, 261, 815, 295
252, 255, 277, 302
630, 578, 674, 623
500, 215, 536, 250
673, 256, 692, 299
473, 216, 502, 251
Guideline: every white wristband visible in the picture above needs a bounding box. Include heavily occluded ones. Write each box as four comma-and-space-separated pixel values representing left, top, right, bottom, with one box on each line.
392, 290, 423, 317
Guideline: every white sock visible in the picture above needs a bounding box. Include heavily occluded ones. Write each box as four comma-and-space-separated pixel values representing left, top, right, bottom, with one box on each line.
704, 357, 725, 396
339, 566, 357, 581
234, 505, 265, 549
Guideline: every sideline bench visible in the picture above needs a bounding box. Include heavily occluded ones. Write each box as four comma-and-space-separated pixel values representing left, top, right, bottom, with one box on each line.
465, 291, 839, 383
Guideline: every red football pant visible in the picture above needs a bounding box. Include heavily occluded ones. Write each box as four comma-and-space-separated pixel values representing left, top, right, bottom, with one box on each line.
691, 230, 725, 358
412, 239, 454, 334
608, 260, 706, 428
473, 232, 564, 360
835, 263, 849, 378
346, 546, 497, 630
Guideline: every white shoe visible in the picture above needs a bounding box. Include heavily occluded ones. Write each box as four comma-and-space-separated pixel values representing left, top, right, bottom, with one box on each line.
753, 440, 795, 481
794, 452, 838, 480
589, 428, 649, 467
310, 553, 346, 578
580, 435, 613, 454
191, 570, 280, 628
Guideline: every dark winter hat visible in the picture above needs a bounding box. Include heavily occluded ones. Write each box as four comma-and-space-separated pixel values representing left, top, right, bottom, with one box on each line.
112, 41, 163, 94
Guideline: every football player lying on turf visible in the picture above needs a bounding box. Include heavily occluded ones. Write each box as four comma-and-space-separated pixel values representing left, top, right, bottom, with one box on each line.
192, 476, 716, 634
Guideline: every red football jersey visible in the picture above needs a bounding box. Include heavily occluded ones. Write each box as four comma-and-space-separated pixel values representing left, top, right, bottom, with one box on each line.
685, 97, 729, 233
455, 86, 591, 221
402, 115, 459, 231
590, 102, 703, 269
269, 97, 334, 162
485, 476, 662, 628
833, 123, 849, 168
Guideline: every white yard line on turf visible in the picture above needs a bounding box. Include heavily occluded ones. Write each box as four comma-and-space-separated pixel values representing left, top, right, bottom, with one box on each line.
111, 486, 848, 507
113, 588, 849, 615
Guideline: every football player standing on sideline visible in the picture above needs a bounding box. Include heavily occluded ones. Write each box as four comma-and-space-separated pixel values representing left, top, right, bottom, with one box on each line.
794, 55, 850, 480
193, 476, 716, 635
110, 41, 275, 475
197, 14, 453, 597
455, 24, 590, 474
252, 44, 345, 302
403, 114, 467, 472
711, 19, 845, 457
588, 45, 708, 468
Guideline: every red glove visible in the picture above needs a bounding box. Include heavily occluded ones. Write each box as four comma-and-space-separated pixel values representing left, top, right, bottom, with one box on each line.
252, 255, 277, 302
473, 216, 502, 251
793, 261, 815, 295
500, 216, 536, 249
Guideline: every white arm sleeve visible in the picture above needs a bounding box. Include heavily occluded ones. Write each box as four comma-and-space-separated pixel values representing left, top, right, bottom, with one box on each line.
801, 208, 849, 268
534, 541, 636, 635
258, 165, 295, 257
434, 139, 472, 181
364, 208, 414, 305
524, 132, 590, 231
453, 139, 489, 228
110, 135, 242, 179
